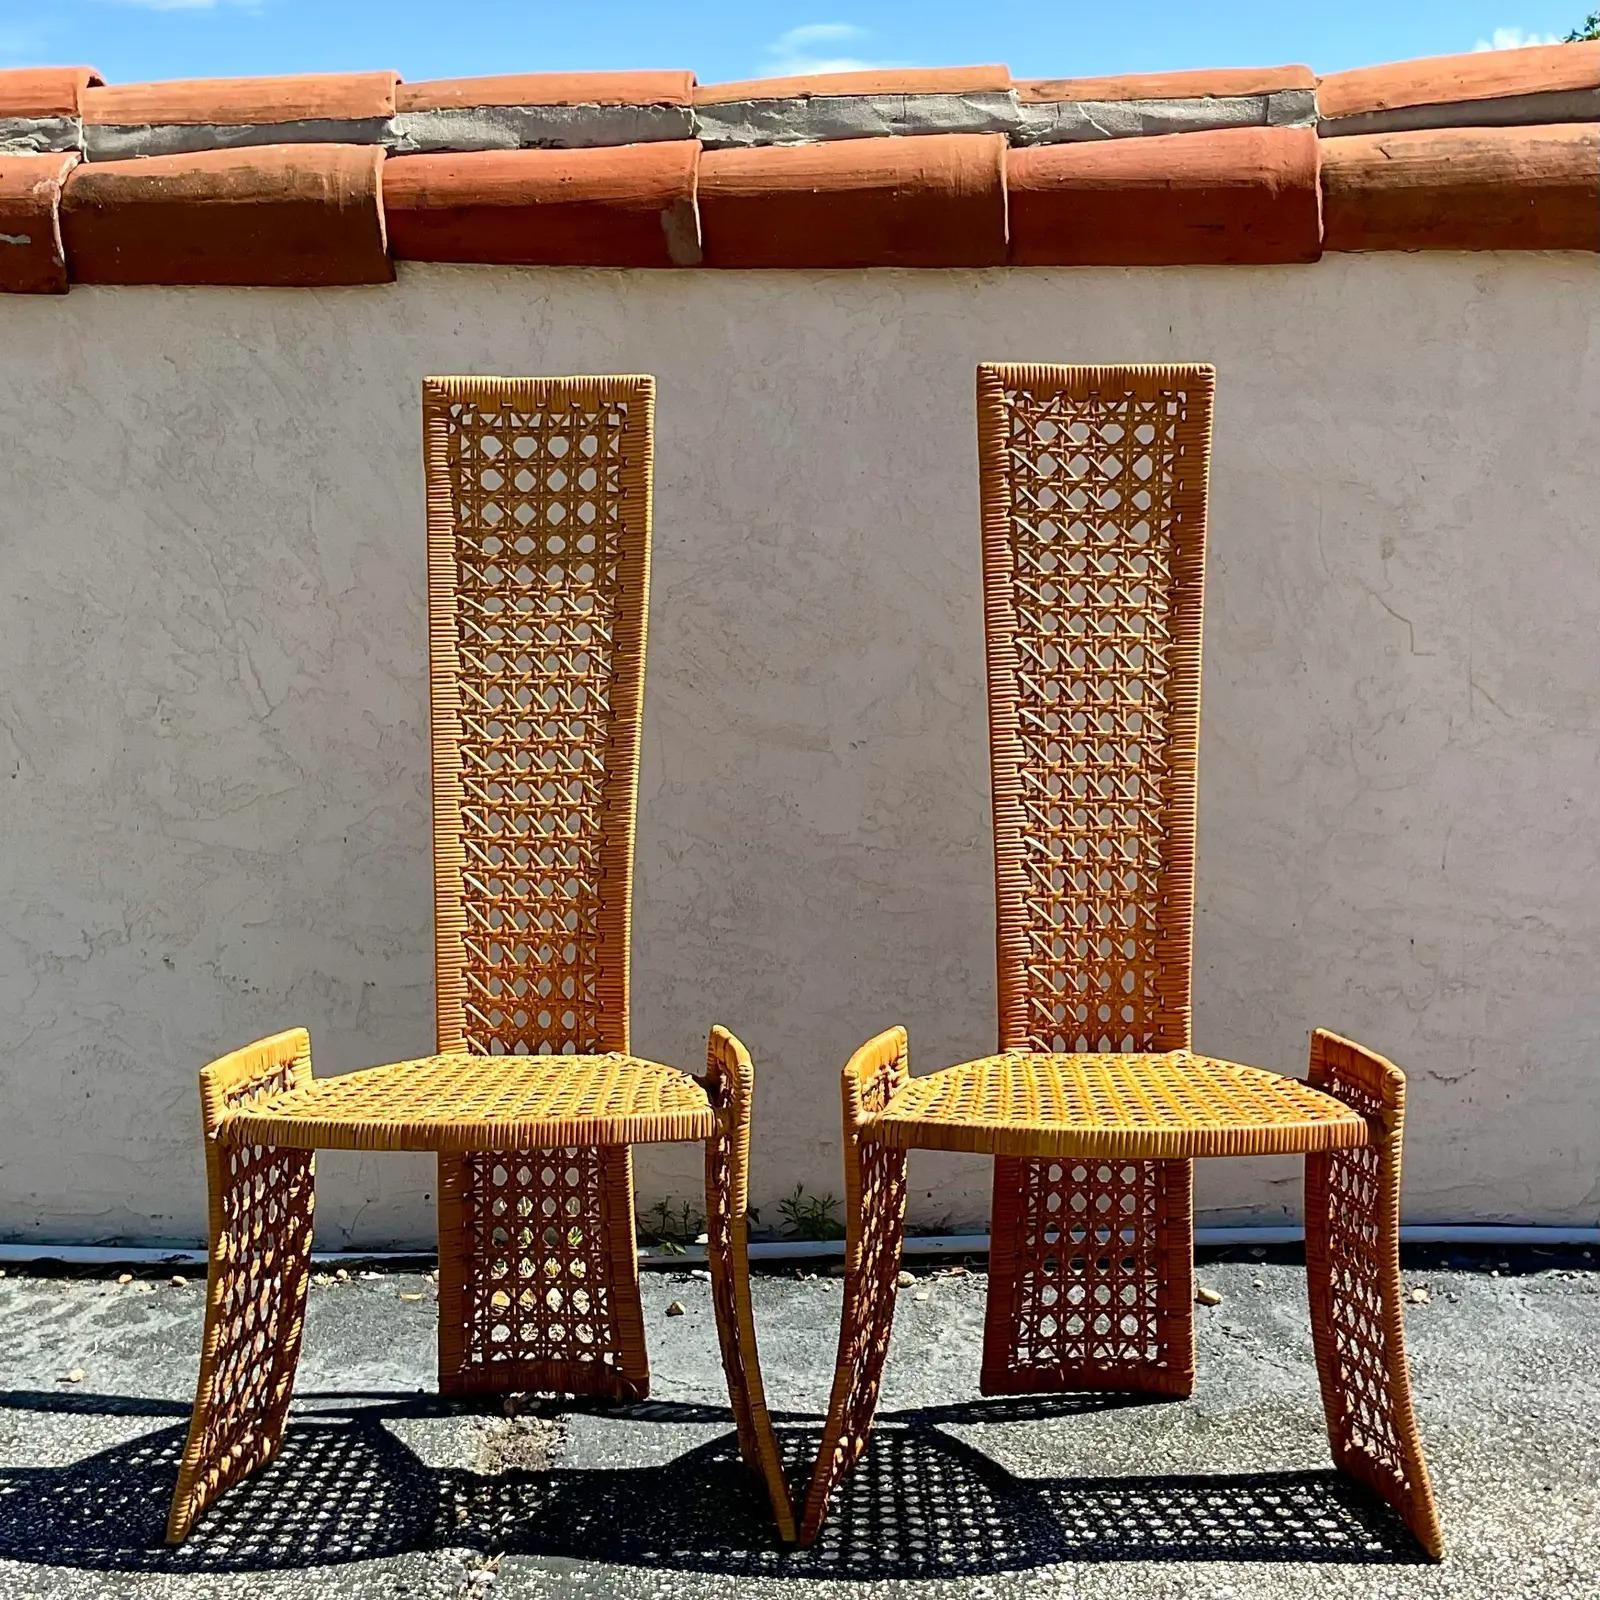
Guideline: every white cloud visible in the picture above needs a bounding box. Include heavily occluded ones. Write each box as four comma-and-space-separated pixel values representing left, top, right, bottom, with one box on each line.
1473, 25, 1561, 50
761, 20, 899, 77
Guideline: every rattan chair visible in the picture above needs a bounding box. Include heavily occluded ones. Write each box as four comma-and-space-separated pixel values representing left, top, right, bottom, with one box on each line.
167, 375, 795, 1544
800, 363, 1442, 1559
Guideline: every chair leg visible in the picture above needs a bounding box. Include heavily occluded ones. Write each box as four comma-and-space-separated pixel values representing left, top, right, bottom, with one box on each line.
981, 1155, 1195, 1397
168, 1030, 316, 1544
703, 1027, 798, 1541
437, 1146, 648, 1401
1306, 1029, 1443, 1560
799, 1027, 910, 1546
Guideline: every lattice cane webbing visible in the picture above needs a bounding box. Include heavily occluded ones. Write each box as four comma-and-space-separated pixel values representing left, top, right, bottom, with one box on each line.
704, 1026, 798, 1541
424, 375, 654, 1397
983, 1153, 1193, 1397
800, 1027, 911, 1546
167, 1030, 316, 1543
437, 1144, 648, 1399
1306, 1030, 1443, 1559
977, 362, 1214, 1396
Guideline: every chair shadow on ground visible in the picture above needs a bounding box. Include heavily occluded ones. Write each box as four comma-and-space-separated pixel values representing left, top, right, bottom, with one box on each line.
0, 1387, 1427, 1580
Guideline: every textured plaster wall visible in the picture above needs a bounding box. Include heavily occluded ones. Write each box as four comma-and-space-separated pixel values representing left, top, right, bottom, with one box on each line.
1, 255, 1596, 1246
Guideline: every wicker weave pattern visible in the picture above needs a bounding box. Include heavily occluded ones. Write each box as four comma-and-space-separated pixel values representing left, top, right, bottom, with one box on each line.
436, 1143, 648, 1399
799, 1027, 911, 1545
1306, 1030, 1442, 1559
228, 1052, 714, 1152
424, 375, 655, 1397
704, 1026, 799, 1541
981, 364, 1209, 1056
981, 1153, 1194, 1397
979, 362, 1213, 1396
167, 1030, 316, 1544
877, 1052, 1370, 1159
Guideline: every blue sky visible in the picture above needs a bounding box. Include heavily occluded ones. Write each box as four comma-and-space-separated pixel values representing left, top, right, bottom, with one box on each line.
0, 1, 1586, 85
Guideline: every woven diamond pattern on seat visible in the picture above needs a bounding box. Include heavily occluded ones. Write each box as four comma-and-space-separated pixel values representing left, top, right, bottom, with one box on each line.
873, 1051, 1372, 1160
225, 1053, 714, 1153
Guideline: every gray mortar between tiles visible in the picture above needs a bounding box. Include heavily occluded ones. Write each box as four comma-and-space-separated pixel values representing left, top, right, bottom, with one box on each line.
0, 1255, 1596, 1598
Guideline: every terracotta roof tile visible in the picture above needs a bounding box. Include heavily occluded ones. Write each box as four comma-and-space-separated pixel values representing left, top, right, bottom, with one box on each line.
0, 151, 78, 292
84, 71, 397, 126
61, 143, 392, 285
82, 72, 398, 161
0, 66, 102, 119
1017, 65, 1314, 102
699, 132, 1007, 267
397, 72, 693, 111
694, 66, 1010, 105
1319, 42, 1600, 134
1009, 125, 1321, 265
384, 142, 700, 266
1014, 67, 1316, 144
390, 72, 696, 153
1, 51, 1588, 281
1320, 123, 1599, 251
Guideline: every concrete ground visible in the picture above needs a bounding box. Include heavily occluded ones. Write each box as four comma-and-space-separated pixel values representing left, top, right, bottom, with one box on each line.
0, 1247, 1595, 1598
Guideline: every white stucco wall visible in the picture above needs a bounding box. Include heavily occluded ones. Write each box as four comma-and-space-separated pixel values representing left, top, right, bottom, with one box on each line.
1, 254, 1595, 1246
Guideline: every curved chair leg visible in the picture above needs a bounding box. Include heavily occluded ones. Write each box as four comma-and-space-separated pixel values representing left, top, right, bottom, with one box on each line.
703, 1026, 798, 1541
167, 1030, 316, 1543
437, 1146, 648, 1401
982, 1155, 1195, 1397
799, 1027, 910, 1546
1306, 1029, 1443, 1560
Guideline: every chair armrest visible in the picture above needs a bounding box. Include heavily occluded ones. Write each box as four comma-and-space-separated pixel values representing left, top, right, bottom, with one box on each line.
703, 1024, 753, 1116
842, 1026, 909, 1128
198, 1028, 313, 1138
1308, 1028, 1405, 1139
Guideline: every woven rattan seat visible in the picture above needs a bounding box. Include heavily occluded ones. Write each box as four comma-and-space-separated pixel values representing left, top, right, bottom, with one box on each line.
874, 1052, 1371, 1160
226, 1053, 716, 1153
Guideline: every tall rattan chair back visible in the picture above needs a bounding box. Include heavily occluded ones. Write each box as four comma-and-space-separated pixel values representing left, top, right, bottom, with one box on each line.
424, 376, 658, 1396
426, 375, 650, 1059
979, 364, 1213, 1396
980, 362, 1209, 1057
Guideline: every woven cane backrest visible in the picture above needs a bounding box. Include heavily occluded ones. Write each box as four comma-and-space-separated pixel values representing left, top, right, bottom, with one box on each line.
977, 364, 1214, 1055
423, 375, 654, 1057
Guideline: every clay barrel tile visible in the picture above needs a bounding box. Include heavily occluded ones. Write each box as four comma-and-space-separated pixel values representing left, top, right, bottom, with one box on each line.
384, 142, 701, 266
1018, 65, 1314, 102
0, 67, 101, 155
698, 132, 1008, 267
694, 65, 1011, 104
61, 144, 393, 286
391, 71, 696, 153
1318, 42, 1600, 136
0, 66, 102, 118
693, 66, 1016, 147
81, 72, 399, 160
398, 72, 694, 111
1320, 123, 1599, 251
1008, 125, 1322, 266
1015, 64, 1317, 144
0, 152, 79, 292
